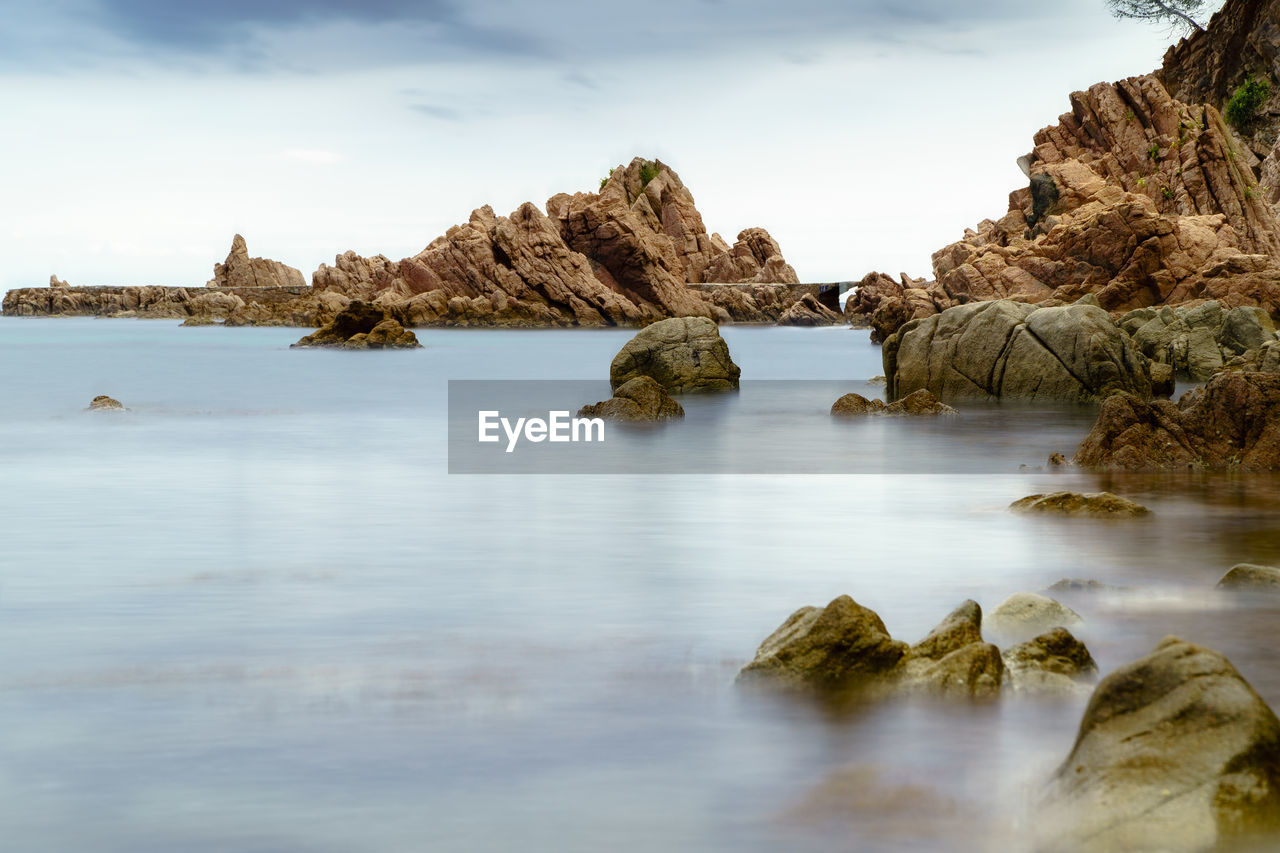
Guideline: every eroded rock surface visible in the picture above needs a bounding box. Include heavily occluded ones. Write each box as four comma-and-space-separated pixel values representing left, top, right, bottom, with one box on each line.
1074, 370, 1280, 470
883, 300, 1154, 403
609, 317, 740, 393
985, 592, 1083, 642
1040, 637, 1280, 852
1218, 563, 1280, 591
291, 301, 422, 349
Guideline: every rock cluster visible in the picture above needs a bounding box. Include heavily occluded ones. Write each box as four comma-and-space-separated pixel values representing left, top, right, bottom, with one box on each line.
1040, 637, 1280, 852
883, 300, 1154, 403
577, 376, 684, 423
1120, 300, 1278, 380
1074, 370, 1280, 470
4, 159, 820, 329
830, 389, 957, 417
609, 317, 740, 394
291, 301, 422, 349
737, 595, 1095, 702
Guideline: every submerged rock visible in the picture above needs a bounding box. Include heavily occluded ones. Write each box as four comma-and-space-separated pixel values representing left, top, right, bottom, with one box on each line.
1010, 491, 1151, 517
736, 595, 907, 694
1217, 563, 1280, 591
577, 376, 684, 423
1074, 371, 1280, 471
609, 316, 740, 393
985, 592, 1083, 641
1039, 637, 1280, 852
830, 389, 958, 417
292, 301, 422, 349
87, 395, 126, 412
897, 601, 1003, 699
1002, 628, 1097, 695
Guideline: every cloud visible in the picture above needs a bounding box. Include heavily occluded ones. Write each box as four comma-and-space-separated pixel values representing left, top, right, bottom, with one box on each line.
0, 0, 1227, 75
409, 104, 465, 121
281, 148, 343, 164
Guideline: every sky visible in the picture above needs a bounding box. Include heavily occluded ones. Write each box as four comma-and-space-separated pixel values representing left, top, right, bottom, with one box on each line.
0, 1, 1219, 289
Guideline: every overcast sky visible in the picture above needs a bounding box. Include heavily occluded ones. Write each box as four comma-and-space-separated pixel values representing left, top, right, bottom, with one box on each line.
0, 1, 1216, 288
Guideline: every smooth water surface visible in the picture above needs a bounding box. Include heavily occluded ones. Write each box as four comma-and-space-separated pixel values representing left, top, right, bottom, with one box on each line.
2, 318, 1279, 852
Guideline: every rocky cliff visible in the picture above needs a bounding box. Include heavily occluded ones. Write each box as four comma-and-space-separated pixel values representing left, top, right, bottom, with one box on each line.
852, 70, 1280, 338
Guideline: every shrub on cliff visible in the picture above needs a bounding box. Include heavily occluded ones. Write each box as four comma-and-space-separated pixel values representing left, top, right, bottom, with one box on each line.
1225, 78, 1270, 132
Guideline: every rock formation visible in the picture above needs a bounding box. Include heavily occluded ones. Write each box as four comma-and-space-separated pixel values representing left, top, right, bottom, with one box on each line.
1218, 563, 1280, 590
736, 595, 908, 694
830, 389, 957, 417
984, 592, 1083, 642
738, 595, 1097, 703
87, 395, 126, 412
4, 159, 821, 328
1121, 300, 1278, 380
1001, 628, 1098, 695
1010, 491, 1151, 517
883, 300, 1155, 403
1073, 370, 1280, 470
1039, 637, 1280, 852
207, 234, 307, 290
1158, 0, 1280, 161
847, 63, 1280, 340
609, 317, 741, 393
291, 301, 422, 349
577, 376, 684, 422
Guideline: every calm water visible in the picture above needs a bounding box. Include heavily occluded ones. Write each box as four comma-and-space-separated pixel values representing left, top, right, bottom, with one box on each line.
2, 318, 1279, 852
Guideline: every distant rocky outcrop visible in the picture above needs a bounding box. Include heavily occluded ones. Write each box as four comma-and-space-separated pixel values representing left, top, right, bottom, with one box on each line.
5, 159, 822, 328
1074, 370, 1280, 470
1039, 637, 1280, 852
207, 234, 307, 290
883, 300, 1154, 403
577, 376, 684, 422
609, 316, 740, 393
291, 301, 421, 349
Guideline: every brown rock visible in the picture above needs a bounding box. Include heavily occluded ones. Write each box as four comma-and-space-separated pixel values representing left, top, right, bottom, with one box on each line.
1074, 371, 1280, 470
207, 234, 307, 290
1217, 563, 1280, 591
1040, 637, 1280, 852
1010, 491, 1152, 517
736, 595, 908, 694
609, 316, 740, 393
1002, 628, 1098, 695
292, 301, 422, 349
884, 300, 1154, 403
87, 395, 126, 412
577, 376, 684, 422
